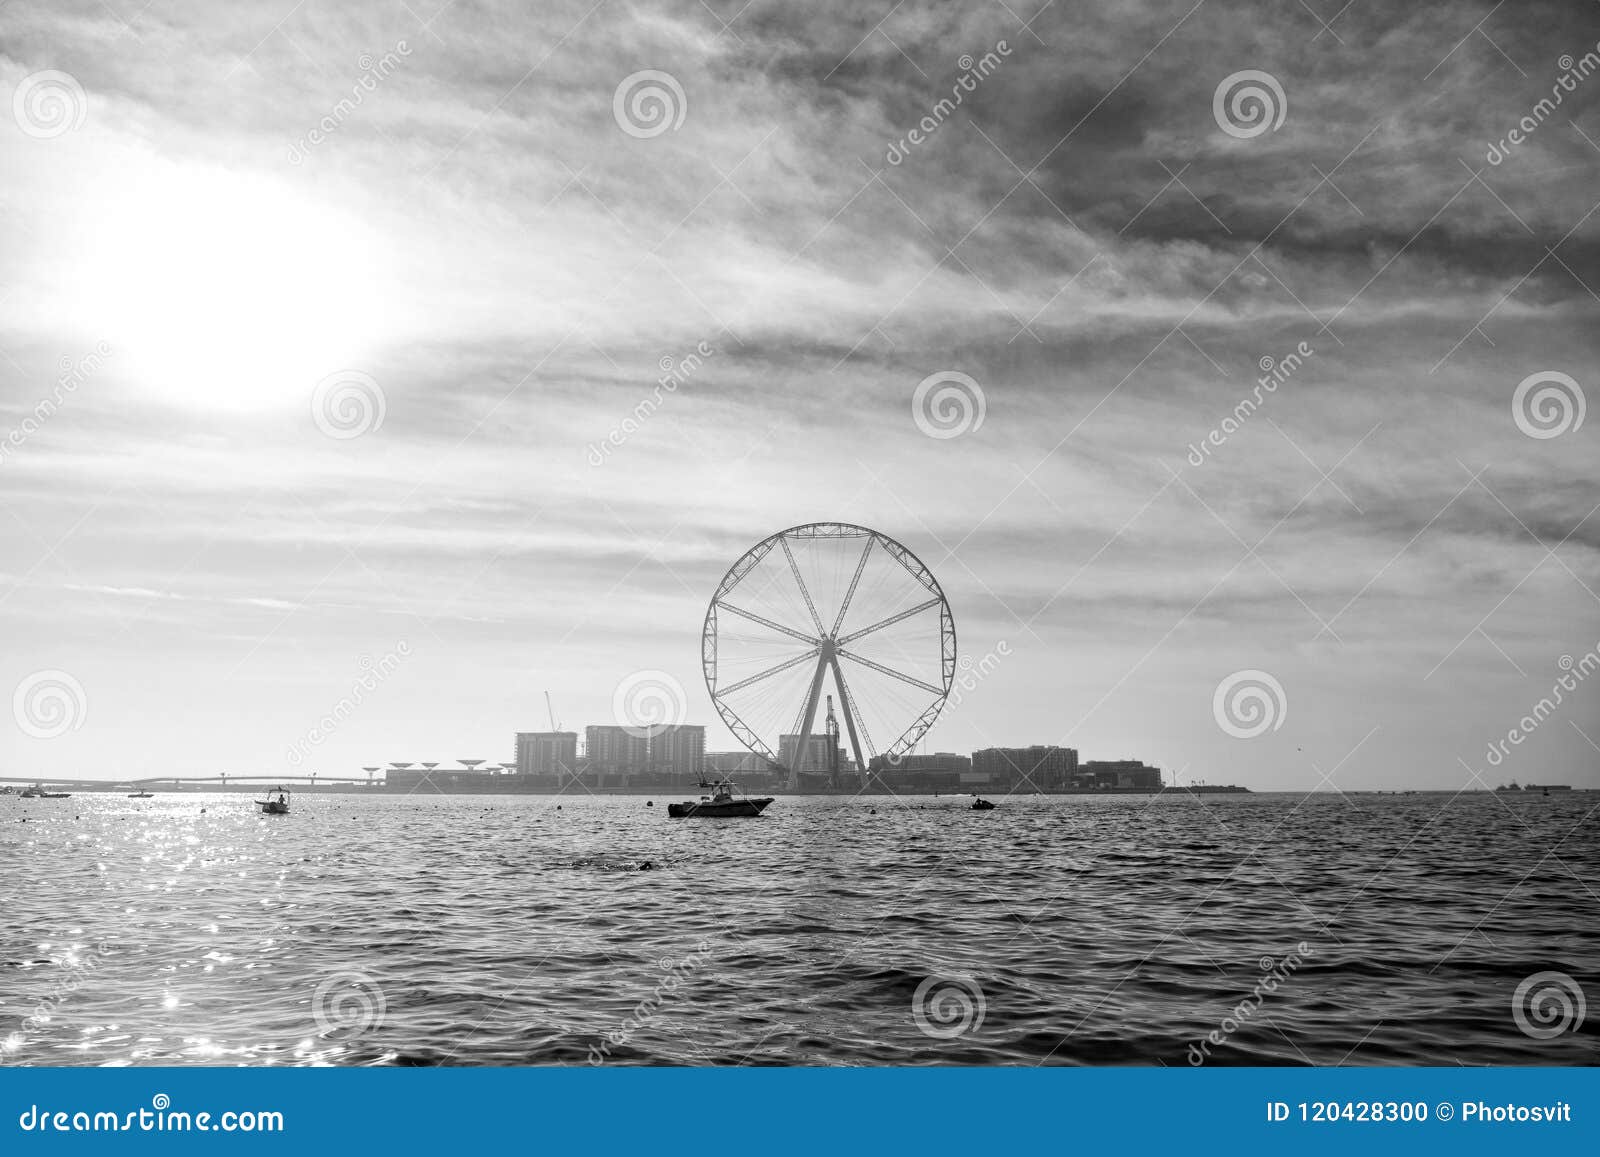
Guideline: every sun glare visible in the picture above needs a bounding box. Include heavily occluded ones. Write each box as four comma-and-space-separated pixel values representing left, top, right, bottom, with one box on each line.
73, 163, 386, 411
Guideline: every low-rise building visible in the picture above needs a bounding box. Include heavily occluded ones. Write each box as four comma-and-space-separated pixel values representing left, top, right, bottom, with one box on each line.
868, 751, 970, 792
970, 745, 1078, 790
1077, 759, 1162, 790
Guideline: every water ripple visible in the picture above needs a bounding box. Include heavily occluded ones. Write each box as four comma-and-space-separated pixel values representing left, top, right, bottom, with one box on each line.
1, 792, 1595, 1066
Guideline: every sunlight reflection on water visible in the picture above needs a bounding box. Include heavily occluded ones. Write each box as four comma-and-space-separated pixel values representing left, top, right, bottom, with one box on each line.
1, 791, 1594, 1066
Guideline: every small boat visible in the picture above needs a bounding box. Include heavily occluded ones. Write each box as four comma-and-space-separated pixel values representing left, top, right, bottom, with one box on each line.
19, 787, 42, 799
970, 798, 996, 810
667, 779, 773, 818
23, 784, 70, 798
256, 786, 291, 815
127, 791, 154, 798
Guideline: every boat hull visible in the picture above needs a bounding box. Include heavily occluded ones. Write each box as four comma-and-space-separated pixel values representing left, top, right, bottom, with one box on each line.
667, 797, 773, 818
256, 802, 290, 815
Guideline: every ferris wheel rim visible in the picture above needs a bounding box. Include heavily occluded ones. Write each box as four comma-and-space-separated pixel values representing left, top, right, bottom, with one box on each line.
700, 522, 958, 770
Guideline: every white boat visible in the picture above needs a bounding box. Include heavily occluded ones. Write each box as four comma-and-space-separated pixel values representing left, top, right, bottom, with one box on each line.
256, 786, 291, 815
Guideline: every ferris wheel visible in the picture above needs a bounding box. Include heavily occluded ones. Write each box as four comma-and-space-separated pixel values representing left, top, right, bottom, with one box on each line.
701, 523, 956, 787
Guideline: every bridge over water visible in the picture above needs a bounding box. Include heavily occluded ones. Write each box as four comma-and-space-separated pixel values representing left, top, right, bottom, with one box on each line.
0, 774, 374, 790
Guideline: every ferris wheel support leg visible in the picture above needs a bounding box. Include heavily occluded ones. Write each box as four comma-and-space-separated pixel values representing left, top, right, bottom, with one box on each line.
790, 653, 829, 791
829, 655, 870, 788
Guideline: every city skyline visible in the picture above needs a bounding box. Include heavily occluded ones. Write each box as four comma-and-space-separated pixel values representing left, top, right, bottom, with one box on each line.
2, 0, 1596, 792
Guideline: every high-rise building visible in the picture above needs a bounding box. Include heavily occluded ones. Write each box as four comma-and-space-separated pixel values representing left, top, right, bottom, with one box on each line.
650, 724, 706, 780
779, 733, 843, 776
970, 745, 1078, 790
584, 723, 705, 782
585, 724, 645, 771
515, 731, 577, 777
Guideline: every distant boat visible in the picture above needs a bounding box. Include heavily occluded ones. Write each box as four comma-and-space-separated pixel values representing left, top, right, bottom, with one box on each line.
971, 798, 996, 811
256, 786, 291, 815
22, 784, 69, 799
667, 780, 772, 818
127, 791, 154, 798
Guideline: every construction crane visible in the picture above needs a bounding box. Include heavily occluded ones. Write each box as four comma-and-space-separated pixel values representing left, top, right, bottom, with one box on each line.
545, 691, 561, 732
825, 694, 842, 789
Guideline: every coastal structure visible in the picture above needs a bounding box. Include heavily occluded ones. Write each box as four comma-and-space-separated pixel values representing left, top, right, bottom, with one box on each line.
376, 729, 1167, 794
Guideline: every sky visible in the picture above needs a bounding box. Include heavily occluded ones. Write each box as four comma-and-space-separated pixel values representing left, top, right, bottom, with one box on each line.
0, 0, 1596, 790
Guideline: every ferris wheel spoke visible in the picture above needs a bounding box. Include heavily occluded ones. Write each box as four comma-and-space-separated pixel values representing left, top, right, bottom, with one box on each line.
713, 699, 779, 763
835, 596, 942, 647
716, 600, 819, 646
718, 647, 820, 697
836, 647, 943, 696
706, 523, 955, 789
829, 537, 876, 637
778, 536, 826, 637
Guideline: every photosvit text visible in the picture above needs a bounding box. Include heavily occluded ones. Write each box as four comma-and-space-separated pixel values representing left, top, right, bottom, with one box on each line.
1264, 1100, 1573, 1124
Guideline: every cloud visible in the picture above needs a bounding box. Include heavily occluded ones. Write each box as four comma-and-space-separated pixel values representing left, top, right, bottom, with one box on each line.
1, 0, 1595, 787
